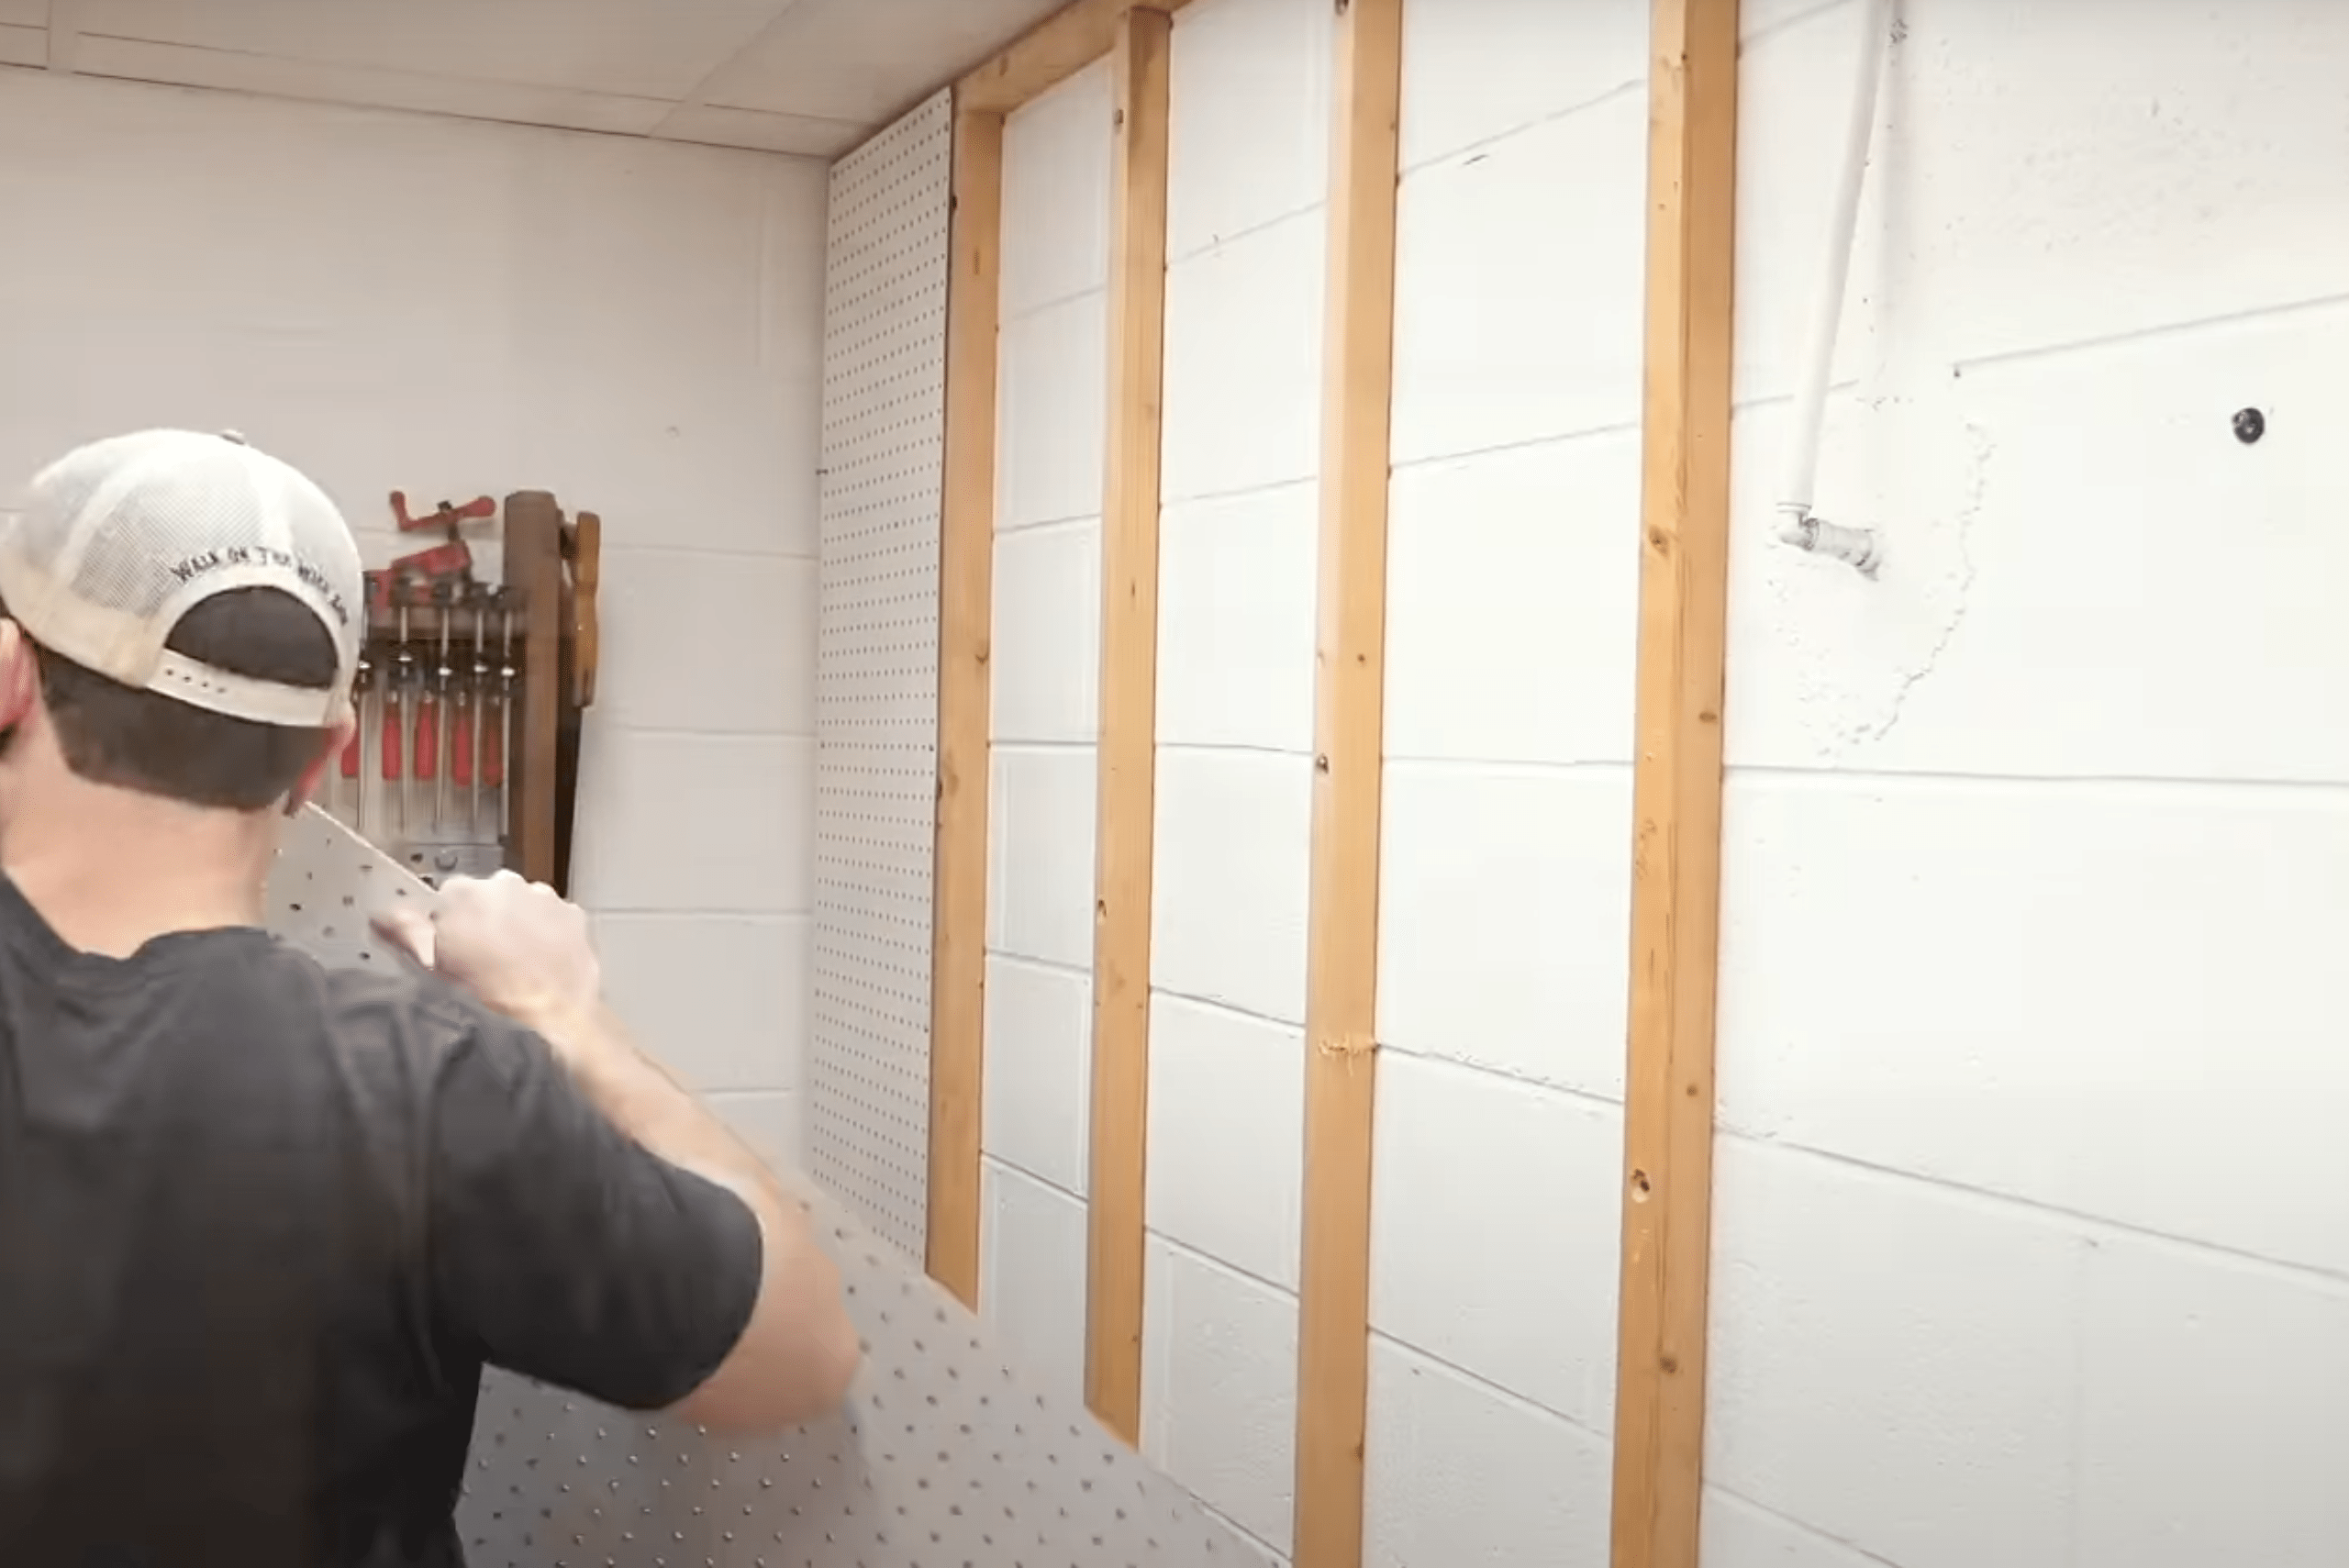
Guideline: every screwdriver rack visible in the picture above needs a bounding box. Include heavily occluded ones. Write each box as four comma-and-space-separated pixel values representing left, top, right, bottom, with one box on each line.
320, 490, 601, 896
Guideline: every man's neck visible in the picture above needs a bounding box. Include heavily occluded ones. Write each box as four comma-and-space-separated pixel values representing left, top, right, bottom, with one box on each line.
1, 779, 276, 959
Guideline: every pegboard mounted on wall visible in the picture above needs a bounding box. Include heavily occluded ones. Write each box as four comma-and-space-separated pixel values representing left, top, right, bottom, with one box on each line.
812, 88, 952, 1259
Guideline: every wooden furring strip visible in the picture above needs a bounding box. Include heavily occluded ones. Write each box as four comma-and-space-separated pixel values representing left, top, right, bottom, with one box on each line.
1083, 3, 1174, 1446
925, 104, 1008, 1309
1291, 1, 1406, 1564
1608, 1, 1742, 1564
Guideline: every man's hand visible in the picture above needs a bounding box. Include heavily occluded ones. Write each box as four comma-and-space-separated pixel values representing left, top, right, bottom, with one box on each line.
373, 870, 602, 1035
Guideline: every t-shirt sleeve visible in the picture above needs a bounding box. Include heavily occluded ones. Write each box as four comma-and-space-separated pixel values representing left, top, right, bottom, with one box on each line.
423, 1010, 764, 1411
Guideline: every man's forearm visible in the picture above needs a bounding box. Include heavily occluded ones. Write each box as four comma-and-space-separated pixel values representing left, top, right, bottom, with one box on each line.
519, 999, 861, 1427
548, 1003, 784, 1197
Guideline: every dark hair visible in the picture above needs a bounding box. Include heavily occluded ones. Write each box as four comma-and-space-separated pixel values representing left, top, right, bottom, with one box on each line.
27, 586, 339, 811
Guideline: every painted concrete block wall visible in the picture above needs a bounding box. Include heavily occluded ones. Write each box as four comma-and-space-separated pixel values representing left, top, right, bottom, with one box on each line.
952, 0, 2349, 1562
0, 69, 826, 1170
978, 60, 1114, 1413
1366, 2, 1651, 1562
1140, 0, 1331, 1560
1707, 2, 2349, 1563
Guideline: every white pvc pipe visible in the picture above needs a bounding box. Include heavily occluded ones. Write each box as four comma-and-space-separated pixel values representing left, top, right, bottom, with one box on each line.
1776, 0, 1895, 573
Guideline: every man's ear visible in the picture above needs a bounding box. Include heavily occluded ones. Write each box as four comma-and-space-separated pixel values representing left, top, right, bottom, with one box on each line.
285, 700, 357, 817
0, 620, 39, 738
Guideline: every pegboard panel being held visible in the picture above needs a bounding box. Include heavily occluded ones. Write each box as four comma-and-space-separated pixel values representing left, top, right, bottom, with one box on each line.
813, 88, 952, 1259
262, 808, 1256, 1568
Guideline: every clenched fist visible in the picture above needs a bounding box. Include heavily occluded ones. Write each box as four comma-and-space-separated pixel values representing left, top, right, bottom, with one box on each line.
373, 869, 602, 1032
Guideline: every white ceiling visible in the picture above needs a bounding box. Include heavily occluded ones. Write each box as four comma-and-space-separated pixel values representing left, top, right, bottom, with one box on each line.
0, 0, 1067, 157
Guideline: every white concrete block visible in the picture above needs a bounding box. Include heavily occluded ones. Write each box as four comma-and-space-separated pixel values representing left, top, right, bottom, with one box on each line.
1726, 310, 2349, 778
1154, 483, 1319, 754
517, 368, 824, 561
1369, 1053, 1621, 1434
1376, 762, 1631, 1099
596, 913, 808, 1094
1385, 428, 1642, 766
516, 147, 816, 545
1873, 0, 2349, 371
981, 953, 1093, 1198
1700, 1490, 1889, 1568
1729, 0, 1901, 409
759, 155, 832, 383
2077, 1240, 2349, 1566
508, 151, 816, 547
1161, 214, 1327, 502
1706, 1140, 2083, 1568
998, 58, 1112, 317
707, 1089, 802, 1174
1363, 1337, 1611, 1568
1166, 0, 1331, 259
1397, 0, 1646, 172
985, 744, 1099, 970
1210, 1522, 1286, 1568
979, 1157, 1090, 1413
1151, 747, 1313, 1025
1715, 772, 2349, 1276
1141, 1238, 1299, 1555
995, 293, 1108, 529
1146, 994, 1305, 1291
568, 730, 814, 914
1739, 0, 2349, 400
990, 518, 1103, 746
1389, 93, 1647, 465
1741, 0, 1848, 37
593, 550, 815, 737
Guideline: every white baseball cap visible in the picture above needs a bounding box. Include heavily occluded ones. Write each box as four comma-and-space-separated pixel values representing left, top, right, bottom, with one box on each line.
0, 429, 365, 728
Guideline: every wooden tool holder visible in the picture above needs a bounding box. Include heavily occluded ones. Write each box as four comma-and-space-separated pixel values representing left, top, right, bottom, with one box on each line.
324, 490, 600, 895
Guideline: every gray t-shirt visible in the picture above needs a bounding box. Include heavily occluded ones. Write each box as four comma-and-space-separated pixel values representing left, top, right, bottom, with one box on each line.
0, 875, 763, 1566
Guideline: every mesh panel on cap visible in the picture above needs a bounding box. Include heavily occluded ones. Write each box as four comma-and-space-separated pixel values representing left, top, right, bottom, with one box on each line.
7, 430, 365, 726
20, 460, 105, 564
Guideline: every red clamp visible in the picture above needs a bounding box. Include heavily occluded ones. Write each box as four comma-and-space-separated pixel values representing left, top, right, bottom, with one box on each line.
390, 492, 496, 535
386, 492, 496, 588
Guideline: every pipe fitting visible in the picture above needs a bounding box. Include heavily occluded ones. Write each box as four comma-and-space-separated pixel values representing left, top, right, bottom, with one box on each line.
1776, 505, 1883, 576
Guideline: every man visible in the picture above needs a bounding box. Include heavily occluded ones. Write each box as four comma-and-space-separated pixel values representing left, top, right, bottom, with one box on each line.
0, 429, 859, 1567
